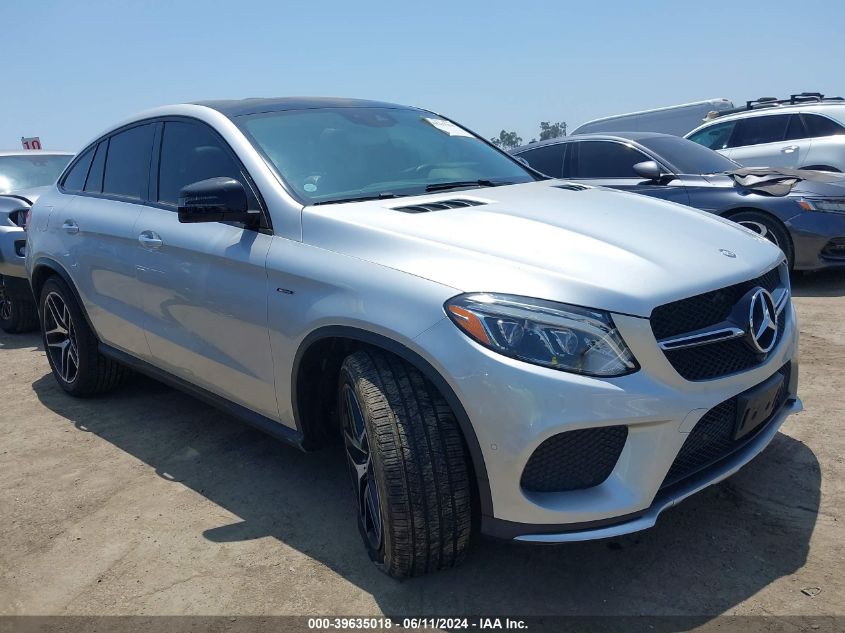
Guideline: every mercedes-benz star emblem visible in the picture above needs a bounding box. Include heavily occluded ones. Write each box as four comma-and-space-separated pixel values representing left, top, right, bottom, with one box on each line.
719, 249, 736, 258
748, 288, 778, 353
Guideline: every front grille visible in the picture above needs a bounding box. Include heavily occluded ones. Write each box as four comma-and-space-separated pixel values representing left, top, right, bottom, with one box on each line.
651, 265, 786, 381
521, 426, 628, 493
664, 325, 786, 381
660, 363, 792, 490
651, 266, 781, 340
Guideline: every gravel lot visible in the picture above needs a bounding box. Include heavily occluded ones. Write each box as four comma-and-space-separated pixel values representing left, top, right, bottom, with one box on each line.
1, 271, 844, 622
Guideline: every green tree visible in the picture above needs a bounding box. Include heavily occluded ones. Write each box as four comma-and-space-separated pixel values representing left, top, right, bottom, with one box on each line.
490, 130, 523, 150
538, 121, 567, 141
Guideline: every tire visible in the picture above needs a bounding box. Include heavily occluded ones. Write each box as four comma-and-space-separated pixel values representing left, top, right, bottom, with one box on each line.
0, 283, 38, 333
728, 210, 795, 270
338, 349, 472, 577
39, 276, 130, 396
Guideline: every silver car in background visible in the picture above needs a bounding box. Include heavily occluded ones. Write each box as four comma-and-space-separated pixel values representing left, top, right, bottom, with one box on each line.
26, 98, 800, 577
686, 93, 845, 172
0, 151, 73, 332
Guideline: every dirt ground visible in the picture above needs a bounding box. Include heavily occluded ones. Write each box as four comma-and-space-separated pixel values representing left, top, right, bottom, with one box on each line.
1, 271, 844, 622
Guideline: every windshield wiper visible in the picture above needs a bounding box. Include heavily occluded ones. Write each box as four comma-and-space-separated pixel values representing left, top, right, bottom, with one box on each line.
312, 192, 405, 205
424, 179, 512, 192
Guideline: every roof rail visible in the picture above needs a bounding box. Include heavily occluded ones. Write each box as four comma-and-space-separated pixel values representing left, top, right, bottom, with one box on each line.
709, 92, 845, 118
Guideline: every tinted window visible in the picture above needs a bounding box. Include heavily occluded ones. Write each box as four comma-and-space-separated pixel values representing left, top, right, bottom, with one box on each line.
516, 144, 565, 178
157, 121, 249, 206
638, 136, 738, 174
687, 121, 736, 150
574, 141, 649, 178
102, 124, 154, 199
61, 150, 94, 192
784, 114, 806, 141
84, 141, 107, 193
731, 115, 789, 147
802, 113, 845, 138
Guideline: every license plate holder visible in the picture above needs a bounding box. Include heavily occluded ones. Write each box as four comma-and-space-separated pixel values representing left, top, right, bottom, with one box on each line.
734, 372, 784, 440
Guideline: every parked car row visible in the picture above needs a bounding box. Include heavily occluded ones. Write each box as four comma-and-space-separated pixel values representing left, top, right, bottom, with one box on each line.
511, 131, 845, 271
8, 96, 804, 578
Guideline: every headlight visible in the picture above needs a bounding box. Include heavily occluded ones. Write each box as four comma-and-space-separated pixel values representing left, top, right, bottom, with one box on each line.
799, 198, 845, 214
445, 293, 638, 377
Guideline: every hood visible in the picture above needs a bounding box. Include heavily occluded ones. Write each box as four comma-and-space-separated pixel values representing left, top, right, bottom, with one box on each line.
729, 168, 845, 196
0, 185, 49, 207
303, 180, 784, 317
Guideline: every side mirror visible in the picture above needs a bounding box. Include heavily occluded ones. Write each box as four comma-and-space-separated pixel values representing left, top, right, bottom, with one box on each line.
177, 177, 256, 224
633, 160, 666, 182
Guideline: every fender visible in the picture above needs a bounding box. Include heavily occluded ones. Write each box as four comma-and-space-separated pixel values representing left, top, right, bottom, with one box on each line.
29, 257, 94, 328
292, 325, 494, 516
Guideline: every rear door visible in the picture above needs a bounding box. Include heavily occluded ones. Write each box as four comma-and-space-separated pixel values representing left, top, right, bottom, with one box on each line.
564, 140, 691, 205
728, 113, 810, 168
133, 119, 278, 420
56, 124, 154, 356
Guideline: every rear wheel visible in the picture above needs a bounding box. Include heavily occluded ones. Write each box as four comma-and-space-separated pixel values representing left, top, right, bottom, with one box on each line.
728, 210, 794, 270
39, 276, 130, 396
0, 280, 38, 333
338, 349, 472, 577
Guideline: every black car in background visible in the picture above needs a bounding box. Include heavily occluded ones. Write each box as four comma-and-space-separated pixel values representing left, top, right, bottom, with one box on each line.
512, 132, 845, 271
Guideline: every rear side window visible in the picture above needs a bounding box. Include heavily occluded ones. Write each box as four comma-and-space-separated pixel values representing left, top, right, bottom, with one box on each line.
731, 115, 790, 147
516, 144, 565, 178
687, 121, 736, 150
84, 141, 107, 193
102, 124, 154, 199
802, 113, 845, 138
157, 120, 255, 207
62, 148, 94, 192
574, 141, 649, 178
784, 114, 806, 141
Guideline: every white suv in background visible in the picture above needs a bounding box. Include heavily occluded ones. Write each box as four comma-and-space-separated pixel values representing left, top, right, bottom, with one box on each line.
686, 94, 845, 172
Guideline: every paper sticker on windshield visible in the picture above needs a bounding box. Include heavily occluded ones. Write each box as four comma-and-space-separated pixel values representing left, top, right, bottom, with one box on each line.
422, 117, 473, 137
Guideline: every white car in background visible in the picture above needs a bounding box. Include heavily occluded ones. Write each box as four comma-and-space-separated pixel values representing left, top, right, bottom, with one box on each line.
685, 93, 845, 172
0, 150, 74, 332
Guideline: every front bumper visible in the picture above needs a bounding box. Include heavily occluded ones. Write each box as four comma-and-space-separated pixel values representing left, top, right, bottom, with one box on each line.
786, 210, 845, 270
413, 302, 800, 538
0, 224, 27, 278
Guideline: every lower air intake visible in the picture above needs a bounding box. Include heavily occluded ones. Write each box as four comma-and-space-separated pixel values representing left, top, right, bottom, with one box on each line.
521, 426, 628, 493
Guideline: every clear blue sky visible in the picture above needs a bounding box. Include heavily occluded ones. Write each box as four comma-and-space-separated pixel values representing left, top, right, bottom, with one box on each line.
4, 0, 843, 151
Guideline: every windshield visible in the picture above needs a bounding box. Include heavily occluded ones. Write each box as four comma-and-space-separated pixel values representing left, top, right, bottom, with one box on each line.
0, 154, 72, 193
238, 107, 536, 203
638, 136, 738, 175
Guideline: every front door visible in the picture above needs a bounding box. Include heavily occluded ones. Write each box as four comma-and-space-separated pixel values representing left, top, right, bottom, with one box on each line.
133, 119, 278, 419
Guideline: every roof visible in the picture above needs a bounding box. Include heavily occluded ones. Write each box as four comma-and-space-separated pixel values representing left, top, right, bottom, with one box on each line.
512, 131, 674, 153
193, 96, 421, 118
0, 150, 74, 157
702, 101, 845, 125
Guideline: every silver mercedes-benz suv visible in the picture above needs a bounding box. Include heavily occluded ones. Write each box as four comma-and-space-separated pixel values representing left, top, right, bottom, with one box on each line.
26, 98, 800, 577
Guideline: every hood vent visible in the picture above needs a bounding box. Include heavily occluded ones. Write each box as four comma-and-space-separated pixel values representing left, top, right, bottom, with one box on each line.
555, 183, 588, 191
393, 198, 486, 214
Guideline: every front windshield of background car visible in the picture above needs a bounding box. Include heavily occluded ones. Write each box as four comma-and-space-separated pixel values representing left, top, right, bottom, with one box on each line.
0, 155, 73, 193
638, 136, 739, 175
238, 107, 537, 203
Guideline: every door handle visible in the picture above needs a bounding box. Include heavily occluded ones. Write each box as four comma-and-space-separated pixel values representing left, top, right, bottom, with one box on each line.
782, 145, 798, 153
138, 231, 163, 249
62, 220, 79, 235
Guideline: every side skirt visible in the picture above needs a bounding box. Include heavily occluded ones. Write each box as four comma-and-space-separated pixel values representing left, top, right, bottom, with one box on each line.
99, 343, 306, 451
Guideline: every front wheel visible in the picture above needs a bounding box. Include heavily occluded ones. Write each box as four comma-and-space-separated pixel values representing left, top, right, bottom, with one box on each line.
338, 349, 473, 577
0, 280, 38, 333
729, 210, 794, 270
